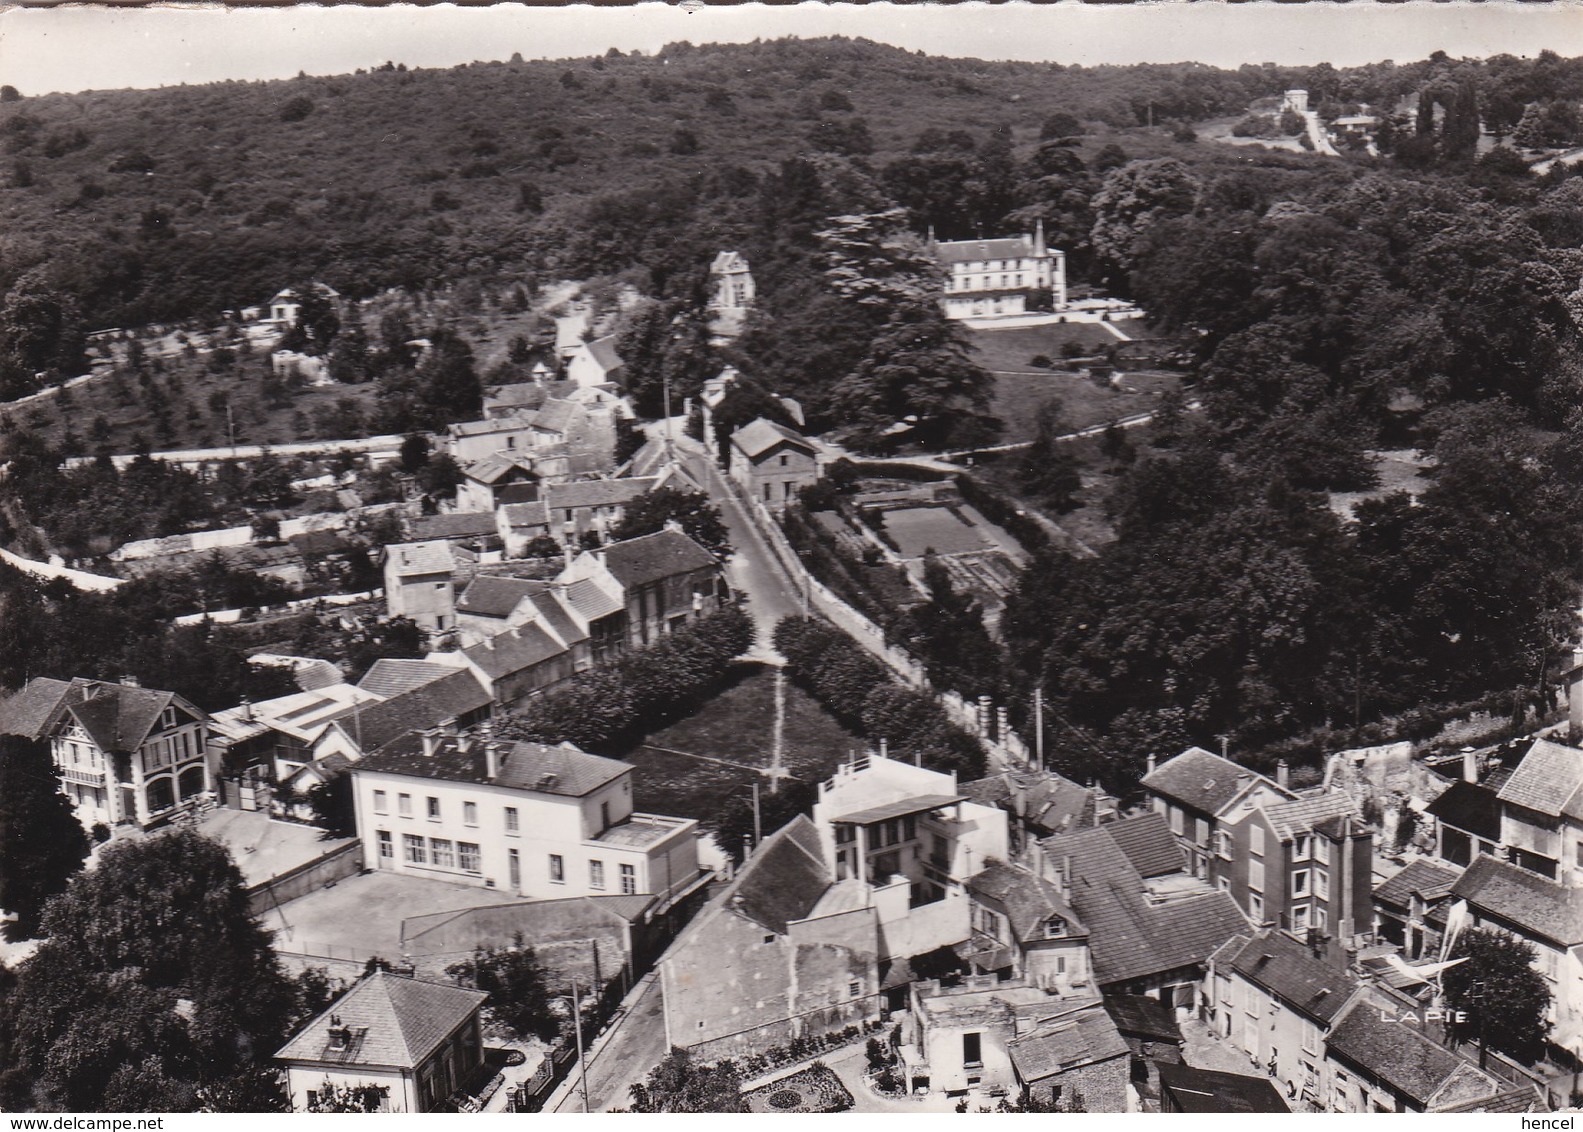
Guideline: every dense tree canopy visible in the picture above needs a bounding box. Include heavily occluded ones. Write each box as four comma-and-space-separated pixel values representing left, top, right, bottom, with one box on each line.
0, 734, 89, 939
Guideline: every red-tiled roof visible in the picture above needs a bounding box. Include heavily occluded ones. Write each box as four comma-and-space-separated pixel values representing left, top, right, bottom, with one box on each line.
457, 575, 546, 619
460, 622, 567, 680
1327, 994, 1496, 1108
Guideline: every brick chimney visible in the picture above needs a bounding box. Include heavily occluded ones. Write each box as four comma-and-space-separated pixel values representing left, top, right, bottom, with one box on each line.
1462, 745, 1479, 784
1276, 760, 1290, 790
1145, 753, 1157, 777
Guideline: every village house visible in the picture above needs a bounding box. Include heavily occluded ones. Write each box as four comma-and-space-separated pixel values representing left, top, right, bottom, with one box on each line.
350, 732, 705, 908
728, 418, 820, 509
543, 476, 656, 546
657, 815, 883, 1060
1037, 813, 1251, 1020
0, 677, 214, 831
308, 666, 493, 768
1426, 775, 1504, 867
208, 682, 384, 800
708, 250, 756, 312
962, 766, 1107, 856
382, 540, 466, 637
962, 862, 1091, 995
437, 622, 581, 710
1371, 858, 1462, 960
275, 970, 488, 1113
264, 282, 341, 328
558, 528, 728, 650
1101, 994, 1184, 1109
497, 500, 554, 558
1321, 990, 1502, 1112
453, 454, 543, 514
1142, 748, 1373, 948
564, 336, 625, 389
1207, 929, 1362, 1108
810, 751, 1011, 961
931, 222, 1067, 320
447, 418, 539, 466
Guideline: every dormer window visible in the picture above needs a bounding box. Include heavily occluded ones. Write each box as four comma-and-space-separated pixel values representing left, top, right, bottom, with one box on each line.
160, 707, 178, 731
1043, 916, 1067, 939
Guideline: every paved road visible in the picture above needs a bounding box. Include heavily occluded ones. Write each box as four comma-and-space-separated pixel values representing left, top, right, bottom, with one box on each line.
678, 439, 804, 655
550, 972, 669, 1112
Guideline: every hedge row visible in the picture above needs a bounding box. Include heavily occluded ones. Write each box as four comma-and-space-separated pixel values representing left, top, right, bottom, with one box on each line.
952, 472, 1053, 556
774, 616, 984, 779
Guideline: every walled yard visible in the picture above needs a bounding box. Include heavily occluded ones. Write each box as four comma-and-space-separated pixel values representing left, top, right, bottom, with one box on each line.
616, 662, 863, 824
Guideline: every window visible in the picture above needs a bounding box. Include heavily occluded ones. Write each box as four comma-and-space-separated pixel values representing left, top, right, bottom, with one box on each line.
1168, 806, 1184, 836
1043, 916, 1066, 939
763, 934, 775, 946
963, 1032, 983, 1068
398, 793, 412, 818
1313, 906, 1327, 931
549, 854, 565, 883
1249, 892, 1264, 921
1250, 824, 1266, 856
373, 790, 388, 814
403, 834, 427, 864
620, 863, 636, 895
1314, 868, 1329, 900
459, 842, 481, 872
1217, 875, 1231, 891
590, 860, 606, 889
509, 848, 521, 889
427, 796, 441, 821
463, 801, 478, 826
1249, 859, 1265, 893
1195, 817, 1210, 847
848, 980, 861, 998
1314, 838, 1331, 866
431, 838, 455, 869
505, 807, 519, 834
779, 454, 789, 467
1292, 868, 1311, 898
1217, 830, 1233, 859
904, 814, 917, 842
1293, 834, 1312, 861
377, 830, 393, 859
1292, 904, 1311, 932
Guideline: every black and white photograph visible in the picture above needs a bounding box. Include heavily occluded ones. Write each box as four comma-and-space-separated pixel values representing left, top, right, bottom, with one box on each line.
3, 0, 1583, 1115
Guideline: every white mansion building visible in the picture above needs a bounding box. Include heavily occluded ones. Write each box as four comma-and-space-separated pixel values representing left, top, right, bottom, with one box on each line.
931, 221, 1067, 320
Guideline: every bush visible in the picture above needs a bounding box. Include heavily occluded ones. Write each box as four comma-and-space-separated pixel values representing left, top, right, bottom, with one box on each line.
279, 96, 315, 123
1029, 354, 1053, 369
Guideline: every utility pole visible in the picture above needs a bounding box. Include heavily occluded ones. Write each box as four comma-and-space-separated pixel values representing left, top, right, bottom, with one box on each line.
752, 781, 762, 846
571, 978, 590, 1113
1034, 684, 1045, 773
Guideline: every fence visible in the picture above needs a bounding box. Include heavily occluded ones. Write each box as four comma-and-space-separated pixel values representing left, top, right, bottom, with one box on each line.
0, 546, 126, 591
246, 840, 362, 918
172, 587, 380, 627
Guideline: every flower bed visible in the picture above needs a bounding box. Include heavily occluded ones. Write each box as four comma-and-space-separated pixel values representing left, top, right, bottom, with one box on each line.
744, 1064, 854, 1114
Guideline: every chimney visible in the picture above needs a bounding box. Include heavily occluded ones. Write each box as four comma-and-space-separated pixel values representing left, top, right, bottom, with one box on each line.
879, 737, 888, 761
1571, 645, 1583, 745
1462, 745, 1479, 784
1145, 753, 1156, 776
1061, 854, 1072, 896
1276, 760, 1290, 790
242, 695, 254, 721
420, 728, 442, 758
120, 674, 139, 687
485, 741, 501, 781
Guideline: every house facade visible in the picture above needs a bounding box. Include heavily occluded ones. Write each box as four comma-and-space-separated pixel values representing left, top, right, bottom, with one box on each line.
558, 528, 728, 650
351, 733, 703, 907
728, 418, 820, 509
275, 971, 488, 1113
931, 222, 1067, 320
382, 541, 461, 636
963, 863, 1092, 996
0, 677, 214, 830
543, 477, 656, 546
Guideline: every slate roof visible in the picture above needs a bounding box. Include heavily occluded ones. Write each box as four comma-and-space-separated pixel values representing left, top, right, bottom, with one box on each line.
933, 235, 1042, 265
457, 575, 546, 619
563, 577, 624, 622
967, 863, 1086, 942
383, 540, 454, 578
961, 769, 1094, 837
599, 529, 718, 588
0, 677, 75, 739
464, 454, 538, 485
1437, 1085, 1545, 1113
1426, 780, 1503, 842
357, 659, 458, 700
531, 398, 581, 435
1374, 859, 1463, 912
731, 418, 815, 461
1212, 931, 1359, 1024
1157, 1063, 1291, 1113
1006, 1004, 1128, 1083
1264, 791, 1359, 841
1102, 994, 1183, 1044
357, 736, 630, 798
408, 512, 499, 542
460, 622, 567, 680
500, 500, 551, 529
585, 336, 624, 375
1326, 995, 1495, 1108
832, 794, 966, 826
484, 382, 549, 414
545, 477, 654, 510
343, 669, 492, 753
1104, 811, 1183, 878
1498, 738, 1583, 818
450, 418, 526, 438
1451, 854, 1583, 946
528, 591, 588, 645
1044, 817, 1251, 986
1141, 747, 1286, 817
274, 972, 487, 1070
1, 678, 201, 751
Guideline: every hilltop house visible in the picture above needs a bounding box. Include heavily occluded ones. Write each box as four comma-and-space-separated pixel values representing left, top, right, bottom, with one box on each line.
931, 222, 1067, 320
275, 971, 488, 1113
351, 732, 705, 908
0, 677, 213, 830
728, 418, 820, 509
264, 282, 341, 328
707, 251, 755, 341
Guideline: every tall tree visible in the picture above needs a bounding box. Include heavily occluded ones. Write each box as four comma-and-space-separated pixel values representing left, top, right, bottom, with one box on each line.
1443, 927, 1552, 1065
446, 934, 557, 1041
609, 487, 731, 558
0, 734, 89, 940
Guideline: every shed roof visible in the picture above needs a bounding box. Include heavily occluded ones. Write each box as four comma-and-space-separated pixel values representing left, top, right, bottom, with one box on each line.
1006, 1003, 1128, 1083
457, 575, 546, 619
357, 659, 460, 700
1157, 1063, 1291, 1113
1426, 780, 1503, 842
